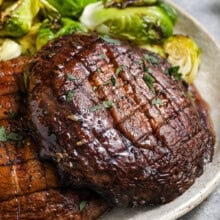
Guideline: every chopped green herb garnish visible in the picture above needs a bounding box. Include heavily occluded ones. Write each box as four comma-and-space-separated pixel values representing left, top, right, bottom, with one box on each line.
103, 80, 111, 86
67, 74, 78, 81
111, 75, 116, 86
7, 132, 23, 142
79, 201, 87, 212
115, 65, 124, 76
100, 35, 120, 45
99, 54, 107, 59
66, 90, 75, 102
0, 126, 7, 142
103, 100, 114, 109
144, 67, 153, 74
143, 74, 155, 93
144, 54, 159, 65
90, 104, 101, 112
0, 126, 23, 145
168, 66, 182, 80
152, 98, 163, 106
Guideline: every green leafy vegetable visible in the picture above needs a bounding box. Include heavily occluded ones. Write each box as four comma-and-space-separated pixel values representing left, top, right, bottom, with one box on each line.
47, 0, 99, 18
80, 1, 176, 44
39, 0, 61, 20
36, 17, 87, 50
0, 0, 40, 37
18, 23, 41, 55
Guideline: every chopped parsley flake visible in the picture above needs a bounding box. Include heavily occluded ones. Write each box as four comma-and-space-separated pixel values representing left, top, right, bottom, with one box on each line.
0, 126, 7, 142
143, 74, 156, 93
79, 201, 87, 212
90, 100, 114, 112
144, 67, 153, 74
115, 66, 124, 76
90, 105, 101, 112
111, 75, 116, 86
99, 54, 107, 59
66, 90, 75, 102
152, 98, 163, 106
103, 80, 111, 86
0, 126, 23, 145
67, 74, 78, 81
168, 66, 182, 80
100, 35, 120, 45
7, 132, 23, 142
103, 100, 114, 109
144, 54, 159, 65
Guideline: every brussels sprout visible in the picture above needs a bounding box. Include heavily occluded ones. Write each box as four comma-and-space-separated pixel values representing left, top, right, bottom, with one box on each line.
158, 1, 177, 24
18, 23, 41, 55
36, 17, 87, 50
46, 0, 99, 18
0, 0, 40, 37
80, 2, 176, 44
39, 0, 61, 20
163, 35, 201, 84
0, 39, 22, 61
103, 0, 158, 8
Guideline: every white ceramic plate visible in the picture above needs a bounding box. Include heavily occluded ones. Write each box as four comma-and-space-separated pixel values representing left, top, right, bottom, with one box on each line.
102, 1, 220, 219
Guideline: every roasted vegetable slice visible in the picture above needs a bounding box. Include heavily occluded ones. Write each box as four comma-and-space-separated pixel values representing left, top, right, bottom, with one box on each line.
164, 35, 201, 84
0, 0, 40, 37
36, 17, 87, 50
80, 1, 176, 43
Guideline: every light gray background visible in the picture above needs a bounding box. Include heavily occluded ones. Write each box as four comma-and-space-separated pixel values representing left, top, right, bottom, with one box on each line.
171, 0, 220, 220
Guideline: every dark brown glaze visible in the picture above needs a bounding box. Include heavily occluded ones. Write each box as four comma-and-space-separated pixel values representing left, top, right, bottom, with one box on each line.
0, 56, 29, 96
0, 57, 109, 220
28, 33, 215, 207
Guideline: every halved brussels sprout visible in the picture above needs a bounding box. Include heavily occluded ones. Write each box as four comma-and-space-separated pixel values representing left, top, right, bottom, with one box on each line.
0, 0, 40, 37
46, 0, 99, 18
80, 1, 176, 44
163, 35, 201, 84
36, 17, 87, 50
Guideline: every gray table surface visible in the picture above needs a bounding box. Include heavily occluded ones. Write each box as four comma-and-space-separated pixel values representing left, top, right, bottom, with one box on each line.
171, 1, 220, 220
